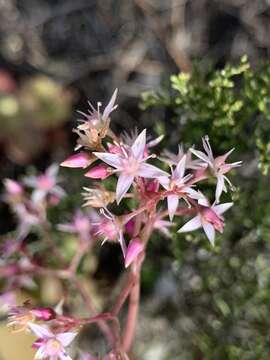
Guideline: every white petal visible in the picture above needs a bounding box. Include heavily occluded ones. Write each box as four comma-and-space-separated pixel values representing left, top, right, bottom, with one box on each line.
175, 154, 186, 179
102, 89, 118, 121
178, 215, 202, 233
158, 176, 170, 189
32, 189, 46, 203
116, 174, 134, 204
138, 163, 168, 178
186, 189, 209, 207
213, 202, 233, 215
147, 134, 164, 148
28, 322, 53, 339
93, 152, 122, 169
189, 148, 212, 166
56, 332, 77, 346
215, 175, 225, 203
118, 231, 127, 257
167, 195, 179, 221
46, 163, 59, 177
202, 222, 215, 245
131, 129, 146, 159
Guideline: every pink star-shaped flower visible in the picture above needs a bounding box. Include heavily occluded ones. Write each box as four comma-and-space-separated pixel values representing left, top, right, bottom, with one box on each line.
178, 201, 233, 245
190, 136, 242, 202
94, 129, 168, 203
159, 155, 194, 221
29, 322, 77, 360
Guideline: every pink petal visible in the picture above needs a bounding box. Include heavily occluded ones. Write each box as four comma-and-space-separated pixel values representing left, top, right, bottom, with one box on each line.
116, 174, 134, 204
31, 307, 56, 321
213, 202, 233, 215
214, 148, 235, 167
84, 165, 110, 179
202, 222, 215, 245
93, 152, 122, 169
131, 129, 146, 159
102, 88, 118, 121
125, 238, 144, 268
28, 322, 53, 339
178, 215, 202, 233
61, 152, 94, 168
167, 194, 179, 221
56, 332, 77, 346
138, 163, 168, 178
32, 338, 45, 349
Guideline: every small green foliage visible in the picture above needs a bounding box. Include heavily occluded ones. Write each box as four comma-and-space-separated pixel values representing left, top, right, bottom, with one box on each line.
140, 56, 270, 358
141, 56, 270, 173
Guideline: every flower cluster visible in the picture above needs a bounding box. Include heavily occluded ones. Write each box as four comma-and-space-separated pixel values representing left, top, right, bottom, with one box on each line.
1, 90, 241, 359
62, 89, 241, 252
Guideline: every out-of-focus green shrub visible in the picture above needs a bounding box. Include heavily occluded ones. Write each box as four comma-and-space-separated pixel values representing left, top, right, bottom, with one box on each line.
141, 56, 270, 174
140, 57, 270, 359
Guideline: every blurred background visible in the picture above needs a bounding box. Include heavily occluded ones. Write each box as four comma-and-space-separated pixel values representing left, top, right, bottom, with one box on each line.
0, 1, 270, 359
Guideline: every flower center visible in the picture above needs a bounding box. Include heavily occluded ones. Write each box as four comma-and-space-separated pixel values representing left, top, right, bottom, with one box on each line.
121, 157, 140, 176
201, 207, 224, 232
37, 175, 54, 190
46, 339, 62, 356
101, 219, 119, 241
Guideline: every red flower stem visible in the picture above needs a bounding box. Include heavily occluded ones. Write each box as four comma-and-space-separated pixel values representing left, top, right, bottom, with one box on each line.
112, 272, 137, 316
69, 246, 86, 274
121, 265, 141, 352
72, 277, 115, 346
122, 215, 154, 353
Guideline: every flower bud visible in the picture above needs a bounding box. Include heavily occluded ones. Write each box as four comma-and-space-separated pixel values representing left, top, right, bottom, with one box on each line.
84, 165, 111, 179
125, 238, 144, 268
107, 143, 122, 154
31, 307, 56, 321
61, 152, 94, 168
32, 339, 45, 349
4, 179, 23, 195
125, 220, 135, 236
146, 179, 159, 192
